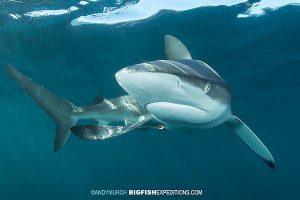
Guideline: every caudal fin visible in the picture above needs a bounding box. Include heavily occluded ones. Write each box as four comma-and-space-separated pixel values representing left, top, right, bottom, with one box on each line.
6, 64, 80, 151
225, 115, 275, 169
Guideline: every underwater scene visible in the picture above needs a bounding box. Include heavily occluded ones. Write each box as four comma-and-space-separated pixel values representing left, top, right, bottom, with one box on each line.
0, 0, 300, 199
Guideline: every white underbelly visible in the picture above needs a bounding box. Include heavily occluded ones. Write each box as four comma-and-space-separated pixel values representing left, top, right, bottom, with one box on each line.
146, 102, 229, 128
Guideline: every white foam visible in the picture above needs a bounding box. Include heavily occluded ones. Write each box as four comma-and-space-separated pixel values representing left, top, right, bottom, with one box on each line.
238, 0, 300, 18
24, 9, 71, 17
103, 6, 117, 13
71, 0, 247, 26
115, 0, 123, 5
237, 13, 249, 18
8, 0, 300, 23
79, 1, 89, 6
24, 6, 79, 18
69, 6, 79, 11
7, 0, 21, 2
9, 13, 21, 19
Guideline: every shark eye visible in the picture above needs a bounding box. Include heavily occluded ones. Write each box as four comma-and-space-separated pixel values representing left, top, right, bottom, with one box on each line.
176, 80, 180, 88
204, 83, 211, 93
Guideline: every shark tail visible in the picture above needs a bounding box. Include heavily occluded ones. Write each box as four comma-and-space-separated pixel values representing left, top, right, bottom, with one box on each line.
6, 64, 81, 152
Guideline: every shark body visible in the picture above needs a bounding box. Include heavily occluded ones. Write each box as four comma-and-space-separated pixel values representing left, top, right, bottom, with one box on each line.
6, 35, 275, 168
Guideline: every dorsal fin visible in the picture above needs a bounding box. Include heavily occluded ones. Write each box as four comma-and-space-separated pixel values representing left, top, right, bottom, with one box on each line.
164, 35, 192, 60
93, 96, 104, 105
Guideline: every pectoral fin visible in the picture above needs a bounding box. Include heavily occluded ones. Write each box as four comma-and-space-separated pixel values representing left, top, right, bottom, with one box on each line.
71, 115, 153, 140
225, 115, 275, 169
93, 96, 105, 104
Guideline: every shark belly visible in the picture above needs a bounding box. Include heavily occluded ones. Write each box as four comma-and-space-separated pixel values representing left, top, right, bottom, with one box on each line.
146, 101, 230, 129
146, 102, 208, 126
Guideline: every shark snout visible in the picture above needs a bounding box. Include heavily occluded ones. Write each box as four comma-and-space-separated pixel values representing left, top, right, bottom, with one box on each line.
115, 67, 131, 87
115, 67, 142, 93
115, 67, 163, 98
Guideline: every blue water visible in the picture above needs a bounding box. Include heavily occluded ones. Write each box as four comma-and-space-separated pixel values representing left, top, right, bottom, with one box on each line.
0, 1, 300, 199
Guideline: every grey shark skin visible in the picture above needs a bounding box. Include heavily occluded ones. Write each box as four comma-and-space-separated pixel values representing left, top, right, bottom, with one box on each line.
115, 59, 232, 129
116, 35, 275, 168
6, 35, 275, 169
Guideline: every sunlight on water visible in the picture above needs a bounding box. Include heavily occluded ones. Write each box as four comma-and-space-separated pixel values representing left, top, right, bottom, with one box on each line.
0, 0, 300, 199
3, 0, 300, 26
238, 0, 300, 17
